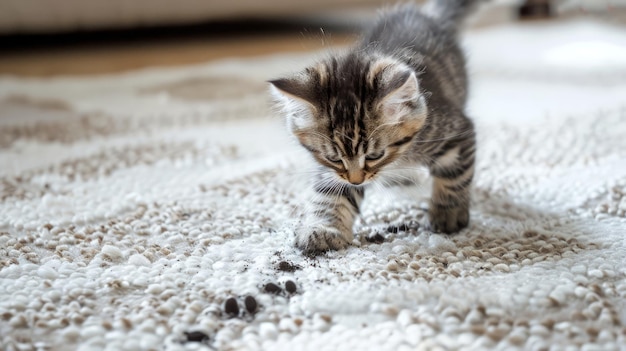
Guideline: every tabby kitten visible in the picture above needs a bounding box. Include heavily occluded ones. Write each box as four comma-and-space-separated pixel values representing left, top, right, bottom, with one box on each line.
270, 0, 478, 254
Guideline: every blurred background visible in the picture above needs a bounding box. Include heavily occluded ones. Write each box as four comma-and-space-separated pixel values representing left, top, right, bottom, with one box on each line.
0, 0, 624, 76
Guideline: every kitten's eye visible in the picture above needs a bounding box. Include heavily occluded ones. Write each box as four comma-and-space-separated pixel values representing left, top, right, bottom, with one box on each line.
365, 151, 385, 161
326, 155, 342, 163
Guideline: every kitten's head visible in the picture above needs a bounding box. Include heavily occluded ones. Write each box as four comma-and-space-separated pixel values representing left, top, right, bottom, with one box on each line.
270, 53, 427, 185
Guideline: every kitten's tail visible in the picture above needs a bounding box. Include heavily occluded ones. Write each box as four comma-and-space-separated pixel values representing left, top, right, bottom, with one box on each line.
422, 0, 484, 32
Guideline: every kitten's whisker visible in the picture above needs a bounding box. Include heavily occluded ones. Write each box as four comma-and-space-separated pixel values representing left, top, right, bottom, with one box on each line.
305, 131, 336, 145
285, 169, 326, 177
367, 120, 405, 141
312, 180, 346, 218
377, 173, 417, 184
415, 128, 475, 143
371, 179, 396, 204
332, 129, 352, 141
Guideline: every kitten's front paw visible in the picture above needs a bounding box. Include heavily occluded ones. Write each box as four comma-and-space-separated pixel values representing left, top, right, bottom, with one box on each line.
428, 203, 469, 234
295, 225, 352, 255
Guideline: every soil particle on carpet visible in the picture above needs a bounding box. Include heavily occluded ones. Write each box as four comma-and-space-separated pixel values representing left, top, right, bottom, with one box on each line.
244, 296, 258, 314
264, 283, 282, 294
387, 226, 400, 234
285, 280, 297, 294
224, 297, 239, 317
277, 260, 300, 272
386, 223, 414, 234
366, 233, 385, 243
184, 331, 209, 343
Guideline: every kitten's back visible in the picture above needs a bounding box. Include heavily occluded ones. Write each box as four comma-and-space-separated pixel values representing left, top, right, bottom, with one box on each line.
358, 1, 477, 109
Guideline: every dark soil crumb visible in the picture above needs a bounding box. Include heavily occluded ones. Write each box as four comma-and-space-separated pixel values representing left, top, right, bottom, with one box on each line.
386, 223, 413, 233
244, 296, 257, 314
320, 314, 332, 323
224, 297, 239, 317
277, 261, 300, 272
264, 283, 282, 294
366, 233, 385, 243
184, 331, 209, 343
285, 280, 297, 294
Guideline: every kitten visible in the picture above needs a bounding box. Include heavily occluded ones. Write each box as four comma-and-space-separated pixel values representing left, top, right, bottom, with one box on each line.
270, 0, 479, 254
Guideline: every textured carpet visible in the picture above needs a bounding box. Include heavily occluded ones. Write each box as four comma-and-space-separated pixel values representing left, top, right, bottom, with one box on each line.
1, 19, 626, 351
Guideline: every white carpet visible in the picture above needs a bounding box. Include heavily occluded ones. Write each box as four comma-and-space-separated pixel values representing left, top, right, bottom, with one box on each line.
1, 19, 626, 351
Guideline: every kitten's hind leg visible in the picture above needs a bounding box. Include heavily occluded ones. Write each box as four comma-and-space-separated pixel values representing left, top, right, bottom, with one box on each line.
296, 183, 364, 255
427, 137, 475, 233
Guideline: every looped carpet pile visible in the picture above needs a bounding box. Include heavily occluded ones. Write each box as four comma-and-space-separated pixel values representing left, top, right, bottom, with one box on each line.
1, 19, 626, 351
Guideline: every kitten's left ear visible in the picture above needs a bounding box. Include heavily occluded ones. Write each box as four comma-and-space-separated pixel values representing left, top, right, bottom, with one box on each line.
269, 75, 319, 131
268, 76, 317, 108
379, 71, 427, 125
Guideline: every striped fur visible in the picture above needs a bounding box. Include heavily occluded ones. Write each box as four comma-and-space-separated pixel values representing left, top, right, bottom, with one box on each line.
270, 0, 479, 254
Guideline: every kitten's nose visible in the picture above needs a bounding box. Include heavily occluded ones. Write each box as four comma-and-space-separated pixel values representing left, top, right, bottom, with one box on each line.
347, 171, 365, 185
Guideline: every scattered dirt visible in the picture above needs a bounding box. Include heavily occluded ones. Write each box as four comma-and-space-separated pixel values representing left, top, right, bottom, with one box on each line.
366, 233, 385, 243
277, 261, 300, 272
264, 283, 282, 294
184, 331, 209, 343
244, 296, 258, 314
285, 280, 297, 294
224, 297, 239, 317
386, 223, 412, 233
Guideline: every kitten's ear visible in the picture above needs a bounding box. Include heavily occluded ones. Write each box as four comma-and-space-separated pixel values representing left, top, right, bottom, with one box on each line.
379, 71, 427, 125
269, 75, 318, 131
268, 76, 317, 108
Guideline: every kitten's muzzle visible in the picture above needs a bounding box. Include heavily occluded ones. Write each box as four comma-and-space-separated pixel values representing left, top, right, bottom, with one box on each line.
347, 170, 366, 185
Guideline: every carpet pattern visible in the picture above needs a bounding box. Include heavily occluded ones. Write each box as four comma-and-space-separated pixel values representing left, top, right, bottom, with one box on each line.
1, 20, 626, 351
